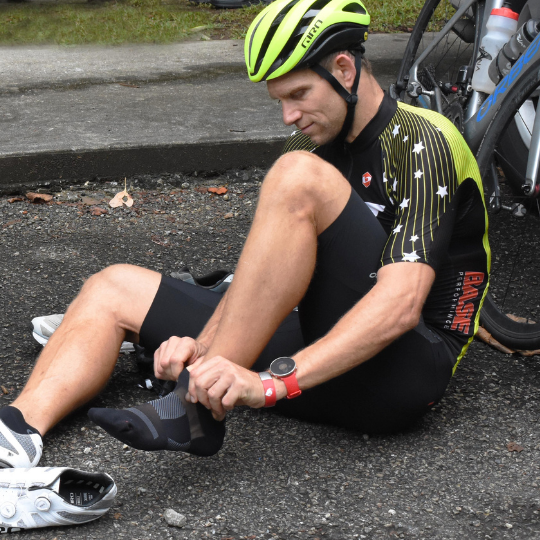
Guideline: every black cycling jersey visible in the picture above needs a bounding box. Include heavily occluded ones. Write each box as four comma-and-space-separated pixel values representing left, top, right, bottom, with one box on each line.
283, 94, 491, 367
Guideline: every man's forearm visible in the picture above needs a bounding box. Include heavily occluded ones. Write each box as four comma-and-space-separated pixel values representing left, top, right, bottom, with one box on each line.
196, 291, 229, 349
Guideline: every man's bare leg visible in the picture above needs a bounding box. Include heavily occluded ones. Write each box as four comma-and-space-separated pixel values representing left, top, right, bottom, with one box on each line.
10, 265, 161, 436
205, 151, 351, 366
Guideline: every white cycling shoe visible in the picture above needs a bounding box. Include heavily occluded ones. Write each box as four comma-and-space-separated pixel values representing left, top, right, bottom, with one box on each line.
0, 467, 117, 533
31, 314, 135, 353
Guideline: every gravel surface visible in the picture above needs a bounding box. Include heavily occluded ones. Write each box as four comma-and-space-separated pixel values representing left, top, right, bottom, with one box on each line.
1, 168, 540, 539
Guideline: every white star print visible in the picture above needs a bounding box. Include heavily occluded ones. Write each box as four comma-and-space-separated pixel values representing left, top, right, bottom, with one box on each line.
414, 169, 423, 179
392, 179, 398, 192
393, 224, 403, 234
436, 127, 442, 132
392, 124, 400, 137
436, 185, 448, 197
403, 251, 421, 262
413, 141, 425, 154
410, 235, 419, 242
383, 171, 388, 183
399, 198, 410, 209
403, 135, 409, 143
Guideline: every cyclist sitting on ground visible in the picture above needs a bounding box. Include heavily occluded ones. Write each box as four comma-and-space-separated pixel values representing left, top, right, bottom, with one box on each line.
0, 0, 490, 467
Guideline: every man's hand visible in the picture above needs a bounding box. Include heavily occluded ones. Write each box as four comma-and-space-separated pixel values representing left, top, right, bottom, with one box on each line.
154, 336, 208, 381
186, 357, 265, 420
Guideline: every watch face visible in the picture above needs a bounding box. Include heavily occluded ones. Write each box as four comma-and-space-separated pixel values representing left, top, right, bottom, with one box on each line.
270, 357, 296, 377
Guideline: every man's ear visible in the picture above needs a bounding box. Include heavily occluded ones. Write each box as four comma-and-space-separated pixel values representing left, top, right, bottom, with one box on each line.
332, 54, 357, 91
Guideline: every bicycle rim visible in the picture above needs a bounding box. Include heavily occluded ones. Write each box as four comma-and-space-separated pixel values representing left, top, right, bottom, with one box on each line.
398, 0, 476, 132
477, 59, 540, 350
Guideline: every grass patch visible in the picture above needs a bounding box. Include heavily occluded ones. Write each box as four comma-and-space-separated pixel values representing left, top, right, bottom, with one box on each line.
0, 0, 447, 46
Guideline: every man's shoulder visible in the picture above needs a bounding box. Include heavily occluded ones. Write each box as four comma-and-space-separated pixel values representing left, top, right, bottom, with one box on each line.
282, 129, 318, 154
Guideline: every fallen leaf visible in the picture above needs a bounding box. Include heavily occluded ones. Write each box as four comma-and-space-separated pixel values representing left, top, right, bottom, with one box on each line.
506, 313, 536, 324
7, 197, 24, 203
223, 213, 233, 219
3, 219, 21, 228
151, 235, 169, 247
517, 349, 540, 357
476, 327, 515, 354
507, 442, 524, 453
0, 386, 8, 395
208, 187, 228, 195
81, 196, 100, 206
114, 512, 122, 520
109, 178, 134, 208
91, 207, 108, 216
26, 192, 53, 204
195, 187, 208, 194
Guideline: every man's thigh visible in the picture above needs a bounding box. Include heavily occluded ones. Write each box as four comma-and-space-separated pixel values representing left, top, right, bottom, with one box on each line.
139, 276, 305, 363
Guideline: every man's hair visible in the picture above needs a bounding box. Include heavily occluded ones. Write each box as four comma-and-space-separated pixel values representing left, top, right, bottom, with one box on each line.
318, 50, 372, 75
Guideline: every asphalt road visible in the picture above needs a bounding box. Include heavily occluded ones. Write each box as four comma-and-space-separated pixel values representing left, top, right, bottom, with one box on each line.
1, 170, 540, 540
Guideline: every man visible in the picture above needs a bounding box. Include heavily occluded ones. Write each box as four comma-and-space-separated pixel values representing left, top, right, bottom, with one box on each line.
0, 0, 489, 468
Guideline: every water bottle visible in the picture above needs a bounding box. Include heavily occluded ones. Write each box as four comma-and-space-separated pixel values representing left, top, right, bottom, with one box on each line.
488, 19, 540, 85
471, 7, 519, 94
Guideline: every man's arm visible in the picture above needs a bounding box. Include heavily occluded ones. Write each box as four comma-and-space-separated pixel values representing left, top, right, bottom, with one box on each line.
186, 261, 435, 415
289, 261, 435, 394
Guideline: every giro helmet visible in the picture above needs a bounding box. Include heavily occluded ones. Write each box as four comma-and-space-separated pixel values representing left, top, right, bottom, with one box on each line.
245, 0, 370, 83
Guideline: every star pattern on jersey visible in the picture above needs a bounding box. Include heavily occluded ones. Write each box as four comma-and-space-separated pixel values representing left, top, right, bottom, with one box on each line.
393, 224, 403, 234
392, 179, 398, 192
414, 169, 423, 179
436, 185, 448, 197
413, 141, 425, 154
392, 124, 400, 137
403, 251, 421, 262
399, 198, 409, 209
410, 235, 419, 242
403, 135, 409, 143
383, 171, 388, 183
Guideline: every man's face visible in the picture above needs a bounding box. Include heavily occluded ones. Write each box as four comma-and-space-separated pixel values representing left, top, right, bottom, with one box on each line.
267, 68, 347, 146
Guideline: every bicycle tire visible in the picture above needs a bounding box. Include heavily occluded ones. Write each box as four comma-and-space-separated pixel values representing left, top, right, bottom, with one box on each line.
476, 55, 540, 350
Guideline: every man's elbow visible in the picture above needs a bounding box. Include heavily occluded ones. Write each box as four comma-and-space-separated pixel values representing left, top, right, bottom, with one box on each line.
394, 299, 424, 335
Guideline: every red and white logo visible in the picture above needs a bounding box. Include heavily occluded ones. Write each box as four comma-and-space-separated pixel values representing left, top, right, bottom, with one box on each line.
362, 172, 372, 188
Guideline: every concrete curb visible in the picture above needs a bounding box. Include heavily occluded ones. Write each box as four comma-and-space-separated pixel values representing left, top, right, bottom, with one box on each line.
0, 34, 409, 192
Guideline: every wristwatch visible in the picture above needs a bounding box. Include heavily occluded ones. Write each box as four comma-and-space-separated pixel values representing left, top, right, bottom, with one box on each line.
258, 372, 276, 407
268, 357, 302, 399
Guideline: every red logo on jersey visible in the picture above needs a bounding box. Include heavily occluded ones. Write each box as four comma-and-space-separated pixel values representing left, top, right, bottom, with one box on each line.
450, 271, 485, 334
362, 172, 372, 188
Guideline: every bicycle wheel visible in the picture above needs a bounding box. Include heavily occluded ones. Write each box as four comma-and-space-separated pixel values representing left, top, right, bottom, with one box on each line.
393, 0, 477, 132
476, 56, 540, 350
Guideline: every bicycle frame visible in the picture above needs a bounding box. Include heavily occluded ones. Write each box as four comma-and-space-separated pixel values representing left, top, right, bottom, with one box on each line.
405, 0, 540, 199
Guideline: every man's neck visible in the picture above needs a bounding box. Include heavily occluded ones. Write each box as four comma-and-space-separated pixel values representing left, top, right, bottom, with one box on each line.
345, 73, 385, 143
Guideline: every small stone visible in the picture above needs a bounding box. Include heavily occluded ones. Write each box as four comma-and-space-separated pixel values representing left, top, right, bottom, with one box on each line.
223, 194, 230, 201
164, 509, 187, 528
181, 183, 190, 189
505, 523, 513, 529
137, 487, 147, 495
224, 213, 234, 219
83, 447, 91, 454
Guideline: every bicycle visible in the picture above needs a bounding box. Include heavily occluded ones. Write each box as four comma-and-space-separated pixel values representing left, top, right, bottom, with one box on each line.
390, 0, 540, 350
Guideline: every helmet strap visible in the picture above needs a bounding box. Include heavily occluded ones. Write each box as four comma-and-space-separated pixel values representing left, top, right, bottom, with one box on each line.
310, 51, 363, 147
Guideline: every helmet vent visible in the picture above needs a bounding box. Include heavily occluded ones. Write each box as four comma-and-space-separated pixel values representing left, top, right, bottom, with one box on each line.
342, 2, 366, 14
255, 0, 304, 74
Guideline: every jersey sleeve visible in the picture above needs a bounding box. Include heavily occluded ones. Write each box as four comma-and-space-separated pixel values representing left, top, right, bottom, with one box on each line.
380, 115, 459, 267
282, 129, 318, 154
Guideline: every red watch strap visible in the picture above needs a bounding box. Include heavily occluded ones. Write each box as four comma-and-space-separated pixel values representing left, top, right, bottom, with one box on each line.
259, 372, 276, 407
282, 372, 302, 399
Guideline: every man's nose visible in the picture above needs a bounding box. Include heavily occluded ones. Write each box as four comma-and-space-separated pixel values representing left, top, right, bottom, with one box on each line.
281, 103, 301, 126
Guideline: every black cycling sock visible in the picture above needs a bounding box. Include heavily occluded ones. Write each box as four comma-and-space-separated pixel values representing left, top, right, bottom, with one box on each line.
0, 406, 41, 436
88, 370, 225, 457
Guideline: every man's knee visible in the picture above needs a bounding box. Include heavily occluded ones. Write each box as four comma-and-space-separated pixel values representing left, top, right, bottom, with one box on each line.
262, 151, 351, 230
82, 264, 136, 296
